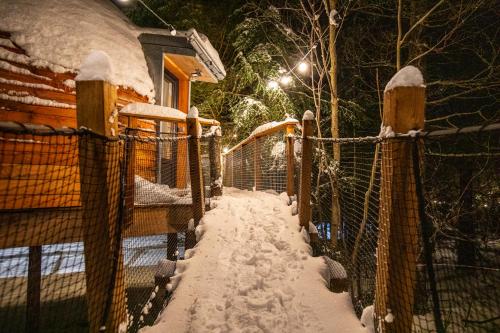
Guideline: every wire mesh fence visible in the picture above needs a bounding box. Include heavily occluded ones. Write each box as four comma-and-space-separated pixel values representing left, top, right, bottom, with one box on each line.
0, 120, 221, 333
222, 130, 297, 195
308, 127, 499, 332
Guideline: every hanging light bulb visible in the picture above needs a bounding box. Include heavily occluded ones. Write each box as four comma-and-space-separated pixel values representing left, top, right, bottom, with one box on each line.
223, 147, 229, 153
280, 75, 292, 86
297, 62, 309, 73
171, 29, 177, 36
267, 80, 279, 90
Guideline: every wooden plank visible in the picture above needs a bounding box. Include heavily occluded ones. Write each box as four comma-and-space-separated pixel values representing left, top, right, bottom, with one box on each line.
0, 208, 83, 248
0, 164, 79, 179
298, 113, 315, 231
0, 178, 80, 195
0, 204, 193, 248
286, 124, 295, 197
374, 86, 425, 333
0, 108, 76, 128
0, 84, 76, 105
0, 194, 80, 210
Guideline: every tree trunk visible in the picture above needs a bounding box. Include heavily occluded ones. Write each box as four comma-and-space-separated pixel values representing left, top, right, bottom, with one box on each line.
396, 0, 402, 71
327, 0, 341, 247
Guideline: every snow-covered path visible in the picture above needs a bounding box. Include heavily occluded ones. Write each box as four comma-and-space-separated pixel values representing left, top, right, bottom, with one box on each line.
143, 188, 366, 333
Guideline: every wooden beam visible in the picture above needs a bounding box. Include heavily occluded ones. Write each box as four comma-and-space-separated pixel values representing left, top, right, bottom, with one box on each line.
0, 208, 83, 248
76, 79, 126, 332
0, 205, 194, 249
374, 86, 425, 333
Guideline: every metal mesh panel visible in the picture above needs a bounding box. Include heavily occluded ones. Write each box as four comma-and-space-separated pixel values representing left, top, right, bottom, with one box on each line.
0, 127, 122, 333
121, 127, 190, 331
223, 131, 290, 194
308, 127, 499, 332
0, 121, 217, 333
415, 130, 500, 332
309, 139, 380, 315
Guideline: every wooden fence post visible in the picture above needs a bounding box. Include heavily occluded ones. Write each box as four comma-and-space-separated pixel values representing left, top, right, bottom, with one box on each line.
26, 245, 41, 333
286, 124, 295, 197
299, 111, 315, 232
209, 128, 222, 196
374, 86, 425, 332
254, 139, 261, 191
186, 108, 205, 249
124, 117, 137, 229
76, 79, 127, 333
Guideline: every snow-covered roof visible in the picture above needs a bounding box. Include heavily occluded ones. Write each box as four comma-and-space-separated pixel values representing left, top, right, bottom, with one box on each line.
139, 28, 226, 81
0, 0, 155, 99
0, 0, 226, 100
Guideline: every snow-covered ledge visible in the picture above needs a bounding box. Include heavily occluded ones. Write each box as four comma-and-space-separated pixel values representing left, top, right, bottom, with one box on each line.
119, 102, 220, 126
224, 117, 299, 155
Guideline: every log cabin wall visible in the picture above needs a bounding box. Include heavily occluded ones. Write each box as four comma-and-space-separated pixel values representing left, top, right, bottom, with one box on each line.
0, 31, 155, 210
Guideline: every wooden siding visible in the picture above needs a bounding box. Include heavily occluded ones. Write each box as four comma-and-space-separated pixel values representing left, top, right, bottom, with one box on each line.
0, 31, 154, 209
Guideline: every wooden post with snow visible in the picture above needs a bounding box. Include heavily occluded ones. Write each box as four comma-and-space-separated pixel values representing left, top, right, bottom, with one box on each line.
298, 111, 315, 231
75, 51, 127, 333
209, 126, 222, 196
186, 107, 205, 249
286, 124, 295, 197
374, 67, 425, 333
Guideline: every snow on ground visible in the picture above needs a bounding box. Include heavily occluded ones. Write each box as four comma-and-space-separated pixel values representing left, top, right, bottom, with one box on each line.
142, 188, 366, 333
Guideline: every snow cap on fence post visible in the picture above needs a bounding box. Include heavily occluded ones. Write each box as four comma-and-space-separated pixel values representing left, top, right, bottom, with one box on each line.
384, 65, 425, 93
303, 110, 315, 121
75, 50, 115, 83
382, 66, 425, 133
188, 106, 199, 118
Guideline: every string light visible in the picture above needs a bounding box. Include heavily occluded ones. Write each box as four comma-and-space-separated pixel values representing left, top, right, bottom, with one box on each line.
297, 62, 309, 73
279, 75, 292, 86
223, 147, 229, 153
267, 80, 279, 90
